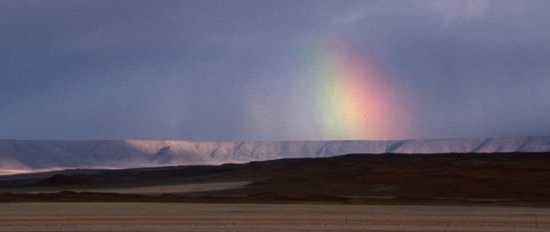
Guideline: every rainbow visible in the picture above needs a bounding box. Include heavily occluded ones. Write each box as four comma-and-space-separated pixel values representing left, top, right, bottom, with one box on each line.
307, 42, 401, 140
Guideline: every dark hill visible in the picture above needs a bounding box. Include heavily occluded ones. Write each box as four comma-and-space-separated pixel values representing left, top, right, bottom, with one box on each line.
2, 152, 550, 205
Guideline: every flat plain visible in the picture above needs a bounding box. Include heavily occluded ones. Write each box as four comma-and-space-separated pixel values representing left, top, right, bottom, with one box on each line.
22, 181, 250, 194
1, 203, 550, 232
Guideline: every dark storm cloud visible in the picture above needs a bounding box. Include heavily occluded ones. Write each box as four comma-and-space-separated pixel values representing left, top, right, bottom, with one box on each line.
0, 0, 549, 140
357, 1, 550, 138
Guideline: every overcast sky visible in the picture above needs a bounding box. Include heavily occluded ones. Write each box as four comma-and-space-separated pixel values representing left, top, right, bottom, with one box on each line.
0, 0, 549, 141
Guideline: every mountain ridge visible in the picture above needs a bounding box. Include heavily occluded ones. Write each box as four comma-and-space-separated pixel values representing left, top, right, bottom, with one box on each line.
1, 136, 549, 175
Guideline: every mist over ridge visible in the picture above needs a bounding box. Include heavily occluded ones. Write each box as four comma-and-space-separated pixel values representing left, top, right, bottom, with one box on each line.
1, 136, 549, 175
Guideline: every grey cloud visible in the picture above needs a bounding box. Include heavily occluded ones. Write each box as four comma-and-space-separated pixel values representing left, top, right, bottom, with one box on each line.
0, 0, 549, 140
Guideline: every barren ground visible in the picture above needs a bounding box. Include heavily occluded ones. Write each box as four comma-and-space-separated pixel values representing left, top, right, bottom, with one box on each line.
25, 181, 250, 194
1, 203, 550, 232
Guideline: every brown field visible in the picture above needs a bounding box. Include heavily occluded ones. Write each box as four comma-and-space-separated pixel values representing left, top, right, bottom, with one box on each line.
1, 203, 550, 231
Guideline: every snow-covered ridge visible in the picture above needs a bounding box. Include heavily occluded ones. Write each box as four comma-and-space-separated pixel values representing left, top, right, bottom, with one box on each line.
0, 137, 549, 174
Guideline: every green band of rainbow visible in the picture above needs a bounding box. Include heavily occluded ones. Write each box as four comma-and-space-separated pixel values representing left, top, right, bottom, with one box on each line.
307, 43, 398, 139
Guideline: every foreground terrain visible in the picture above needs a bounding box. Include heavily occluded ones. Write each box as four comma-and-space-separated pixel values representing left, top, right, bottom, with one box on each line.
2, 153, 550, 206
0, 203, 549, 232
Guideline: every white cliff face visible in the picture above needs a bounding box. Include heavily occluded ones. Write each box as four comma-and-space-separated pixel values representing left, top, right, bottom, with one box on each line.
0, 137, 549, 174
